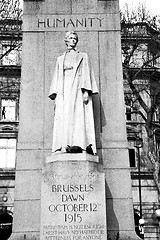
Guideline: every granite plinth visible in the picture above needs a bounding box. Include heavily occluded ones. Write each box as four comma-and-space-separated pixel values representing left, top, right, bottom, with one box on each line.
40, 157, 107, 240
46, 152, 99, 163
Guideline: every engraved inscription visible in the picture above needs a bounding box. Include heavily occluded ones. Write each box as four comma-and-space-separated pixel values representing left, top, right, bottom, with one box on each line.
48, 184, 98, 223
41, 172, 107, 240
43, 224, 106, 240
38, 17, 105, 29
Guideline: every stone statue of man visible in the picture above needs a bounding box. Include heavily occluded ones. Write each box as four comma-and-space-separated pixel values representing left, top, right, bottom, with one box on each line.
49, 31, 98, 155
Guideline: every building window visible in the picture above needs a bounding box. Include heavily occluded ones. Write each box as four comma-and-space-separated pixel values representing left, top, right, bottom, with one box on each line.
2, 44, 21, 66
129, 148, 136, 167
1, 99, 16, 121
126, 107, 132, 121
125, 93, 134, 121
0, 138, 16, 169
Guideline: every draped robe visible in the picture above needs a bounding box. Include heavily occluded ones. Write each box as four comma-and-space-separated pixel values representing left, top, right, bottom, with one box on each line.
49, 51, 98, 154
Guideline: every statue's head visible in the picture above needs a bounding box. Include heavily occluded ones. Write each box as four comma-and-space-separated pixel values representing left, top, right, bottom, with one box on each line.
64, 31, 78, 48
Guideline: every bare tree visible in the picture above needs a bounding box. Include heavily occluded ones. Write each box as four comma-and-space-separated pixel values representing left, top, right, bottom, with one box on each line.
0, 0, 22, 108
0, 0, 22, 60
121, 2, 160, 192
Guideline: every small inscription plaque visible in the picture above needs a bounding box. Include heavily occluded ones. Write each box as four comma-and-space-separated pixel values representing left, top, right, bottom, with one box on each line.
40, 162, 107, 240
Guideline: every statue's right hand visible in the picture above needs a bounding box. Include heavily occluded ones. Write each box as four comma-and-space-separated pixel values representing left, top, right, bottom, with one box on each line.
83, 91, 89, 105
49, 93, 57, 100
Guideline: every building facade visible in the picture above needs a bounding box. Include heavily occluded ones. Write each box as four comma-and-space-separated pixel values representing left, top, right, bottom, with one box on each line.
122, 22, 160, 239
0, 19, 22, 240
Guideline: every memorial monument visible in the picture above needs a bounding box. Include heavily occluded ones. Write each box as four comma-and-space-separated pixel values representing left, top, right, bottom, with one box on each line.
11, 0, 141, 239
49, 31, 98, 155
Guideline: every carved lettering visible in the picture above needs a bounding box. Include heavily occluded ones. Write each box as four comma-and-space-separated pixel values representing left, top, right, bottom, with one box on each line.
88, 18, 95, 27
62, 194, 85, 202
41, 171, 106, 240
38, 19, 46, 28
48, 203, 97, 213
43, 224, 106, 240
56, 18, 66, 28
47, 18, 56, 28
66, 19, 75, 27
96, 17, 104, 27
37, 17, 105, 29
76, 18, 84, 27
52, 184, 94, 193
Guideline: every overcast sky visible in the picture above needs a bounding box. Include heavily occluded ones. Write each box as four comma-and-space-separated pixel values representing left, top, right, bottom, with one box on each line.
119, 0, 160, 15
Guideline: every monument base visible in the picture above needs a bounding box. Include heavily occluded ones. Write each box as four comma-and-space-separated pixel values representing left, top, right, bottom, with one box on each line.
40, 154, 107, 240
10, 152, 140, 240
46, 152, 99, 163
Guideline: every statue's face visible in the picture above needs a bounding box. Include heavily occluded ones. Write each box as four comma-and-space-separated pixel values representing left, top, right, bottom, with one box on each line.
66, 34, 77, 48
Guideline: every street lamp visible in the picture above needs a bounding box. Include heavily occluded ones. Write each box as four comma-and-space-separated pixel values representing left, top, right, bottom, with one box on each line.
134, 136, 143, 218
155, 209, 160, 221
155, 209, 160, 239
2, 193, 8, 203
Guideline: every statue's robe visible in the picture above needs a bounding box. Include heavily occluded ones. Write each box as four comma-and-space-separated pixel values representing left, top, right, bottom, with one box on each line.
49, 51, 98, 154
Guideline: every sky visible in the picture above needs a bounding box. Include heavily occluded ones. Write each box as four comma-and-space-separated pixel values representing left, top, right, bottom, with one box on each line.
119, 0, 160, 15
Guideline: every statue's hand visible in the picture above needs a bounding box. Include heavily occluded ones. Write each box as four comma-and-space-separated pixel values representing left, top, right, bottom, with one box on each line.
83, 91, 89, 105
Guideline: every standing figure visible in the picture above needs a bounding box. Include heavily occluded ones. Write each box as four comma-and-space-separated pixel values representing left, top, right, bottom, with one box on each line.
49, 31, 98, 154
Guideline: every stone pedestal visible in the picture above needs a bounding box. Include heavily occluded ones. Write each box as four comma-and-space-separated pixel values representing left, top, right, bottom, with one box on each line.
11, 0, 140, 239
41, 155, 107, 240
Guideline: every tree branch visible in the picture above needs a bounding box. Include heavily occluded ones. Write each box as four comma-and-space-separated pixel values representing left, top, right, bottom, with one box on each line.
123, 66, 150, 114
130, 110, 147, 122
132, 52, 160, 80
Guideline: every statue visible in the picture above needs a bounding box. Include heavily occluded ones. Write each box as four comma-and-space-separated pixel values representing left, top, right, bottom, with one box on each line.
49, 31, 98, 155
